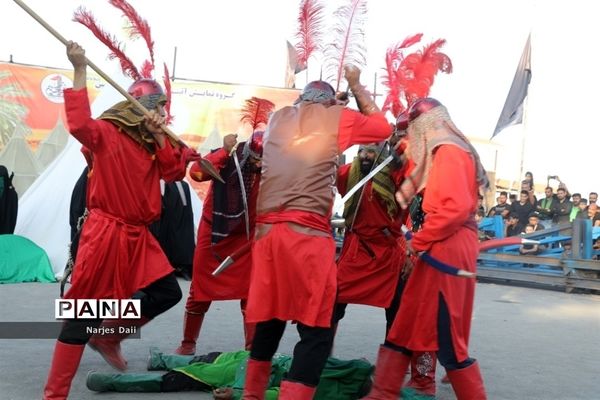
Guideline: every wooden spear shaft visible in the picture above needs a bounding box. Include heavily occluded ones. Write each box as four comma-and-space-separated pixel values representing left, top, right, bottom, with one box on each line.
13, 0, 184, 147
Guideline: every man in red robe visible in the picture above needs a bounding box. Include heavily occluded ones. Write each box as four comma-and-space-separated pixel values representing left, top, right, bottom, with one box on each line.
333, 143, 438, 398
175, 131, 263, 355
334, 143, 408, 333
43, 41, 199, 400
363, 98, 488, 400
241, 66, 392, 399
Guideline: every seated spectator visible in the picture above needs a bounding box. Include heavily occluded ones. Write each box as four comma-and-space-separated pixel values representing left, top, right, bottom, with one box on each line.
528, 213, 545, 231
536, 186, 557, 223
475, 210, 492, 241
520, 224, 540, 255
488, 191, 510, 219
506, 213, 522, 237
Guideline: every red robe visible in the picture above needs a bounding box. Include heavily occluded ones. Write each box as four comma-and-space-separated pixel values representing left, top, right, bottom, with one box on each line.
336, 162, 407, 308
246, 108, 392, 328
189, 148, 259, 301
387, 145, 479, 362
63, 88, 185, 300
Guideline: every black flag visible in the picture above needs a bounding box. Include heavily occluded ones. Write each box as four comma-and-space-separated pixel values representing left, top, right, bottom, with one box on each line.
492, 35, 531, 138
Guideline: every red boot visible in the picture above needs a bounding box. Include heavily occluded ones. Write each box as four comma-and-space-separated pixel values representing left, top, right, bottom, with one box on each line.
278, 380, 316, 399
405, 351, 437, 396
175, 311, 205, 355
242, 358, 272, 400
362, 345, 411, 399
446, 361, 487, 400
87, 317, 150, 371
43, 341, 85, 400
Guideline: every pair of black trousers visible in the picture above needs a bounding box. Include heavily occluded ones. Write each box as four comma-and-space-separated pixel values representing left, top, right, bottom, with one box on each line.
58, 272, 182, 345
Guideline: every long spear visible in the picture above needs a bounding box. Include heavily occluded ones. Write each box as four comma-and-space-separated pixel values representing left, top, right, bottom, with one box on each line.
13, 0, 224, 183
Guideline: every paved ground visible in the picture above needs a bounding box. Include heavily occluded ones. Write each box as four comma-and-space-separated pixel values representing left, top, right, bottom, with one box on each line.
1, 279, 599, 399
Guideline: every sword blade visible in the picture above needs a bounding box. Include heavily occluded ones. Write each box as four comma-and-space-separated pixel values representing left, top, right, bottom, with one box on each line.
232, 152, 250, 240
340, 154, 394, 204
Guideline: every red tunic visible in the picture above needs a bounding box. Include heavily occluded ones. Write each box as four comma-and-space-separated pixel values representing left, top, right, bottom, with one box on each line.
336, 162, 407, 308
63, 88, 185, 300
189, 148, 259, 301
246, 108, 392, 328
387, 145, 479, 362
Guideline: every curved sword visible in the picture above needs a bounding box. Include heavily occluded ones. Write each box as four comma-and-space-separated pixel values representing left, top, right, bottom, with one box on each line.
341, 153, 394, 205
232, 149, 250, 240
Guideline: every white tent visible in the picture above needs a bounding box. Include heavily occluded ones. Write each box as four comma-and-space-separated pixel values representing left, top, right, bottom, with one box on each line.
197, 123, 222, 156
35, 118, 69, 170
15, 136, 86, 278
0, 125, 42, 196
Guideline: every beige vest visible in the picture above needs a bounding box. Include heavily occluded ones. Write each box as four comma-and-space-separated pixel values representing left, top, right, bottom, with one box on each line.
258, 102, 344, 217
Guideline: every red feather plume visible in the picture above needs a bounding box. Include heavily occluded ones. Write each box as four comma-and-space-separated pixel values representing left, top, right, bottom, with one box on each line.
240, 97, 275, 130
381, 34, 423, 117
73, 7, 141, 81
109, 0, 155, 72
324, 0, 368, 91
163, 63, 173, 125
403, 39, 453, 103
294, 0, 325, 72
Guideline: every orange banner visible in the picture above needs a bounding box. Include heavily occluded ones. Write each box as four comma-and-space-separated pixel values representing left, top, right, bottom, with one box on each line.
0, 62, 300, 198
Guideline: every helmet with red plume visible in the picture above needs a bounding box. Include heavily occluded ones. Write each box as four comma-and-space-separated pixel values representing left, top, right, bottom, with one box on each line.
248, 130, 264, 159
127, 79, 166, 111
407, 97, 443, 123
127, 79, 164, 98
295, 80, 336, 104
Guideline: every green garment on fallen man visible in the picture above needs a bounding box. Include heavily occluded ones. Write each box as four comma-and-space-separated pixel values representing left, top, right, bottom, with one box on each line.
177, 350, 373, 399
88, 348, 374, 399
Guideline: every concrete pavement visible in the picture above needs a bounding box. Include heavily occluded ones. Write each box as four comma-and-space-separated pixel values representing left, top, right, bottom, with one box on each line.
1, 279, 598, 399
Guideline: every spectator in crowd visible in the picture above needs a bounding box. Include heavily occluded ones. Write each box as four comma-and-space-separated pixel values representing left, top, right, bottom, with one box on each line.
588, 192, 597, 208
521, 171, 536, 205
536, 186, 556, 223
506, 213, 522, 237
588, 204, 600, 226
475, 210, 492, 241
519, 224, 540, 256
0, 165, 18, 234
575, 199, 588, 220
509, 193, 518, 205
477, 194, 485, 215
488, 191, 510, 219
510, 190, 536, 233
586, 204, 598, 226
551, 188, 573, 224
528, 213, 544, 231
569, 193, 582, 221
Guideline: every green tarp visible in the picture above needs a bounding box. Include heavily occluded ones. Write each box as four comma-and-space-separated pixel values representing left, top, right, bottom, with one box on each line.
0, 234, 56, 283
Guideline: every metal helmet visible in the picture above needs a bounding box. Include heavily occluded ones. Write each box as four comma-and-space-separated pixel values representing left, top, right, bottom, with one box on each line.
407, 97, 443, 123
127, 79, 166, 111
295, 80, 336, 104
395, 111, 409, 132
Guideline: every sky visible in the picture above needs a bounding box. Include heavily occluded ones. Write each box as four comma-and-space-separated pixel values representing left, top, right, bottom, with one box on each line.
2, 0, 599, 197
